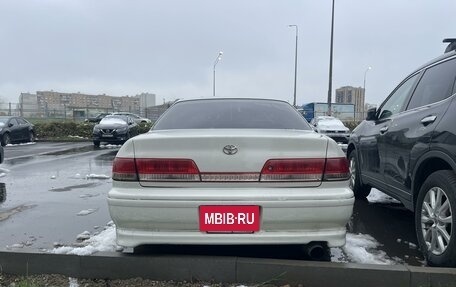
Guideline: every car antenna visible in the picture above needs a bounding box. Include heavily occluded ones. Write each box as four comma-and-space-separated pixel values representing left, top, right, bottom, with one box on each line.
443, 38, 456, 53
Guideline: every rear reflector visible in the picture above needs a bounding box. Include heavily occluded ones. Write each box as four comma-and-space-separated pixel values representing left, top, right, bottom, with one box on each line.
112, 157, 138, 181
260, 159, 325, 181
323, 157, 350, 181
135, 159, 201, 182
200, 173, 260, 182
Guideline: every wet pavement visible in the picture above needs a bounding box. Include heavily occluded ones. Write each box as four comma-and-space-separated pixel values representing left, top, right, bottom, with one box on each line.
0, 142, 425, 266
0, 142, 115, 250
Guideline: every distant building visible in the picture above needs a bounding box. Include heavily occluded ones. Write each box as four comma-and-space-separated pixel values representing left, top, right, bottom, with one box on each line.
335, 86, 365, 121
300, 102, 355, 122
18, 91, 156, 120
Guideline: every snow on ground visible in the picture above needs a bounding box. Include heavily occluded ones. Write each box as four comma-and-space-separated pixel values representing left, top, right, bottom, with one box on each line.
99, 144, 122, 149
69, 278, 79, 287
5, 142, 36, 147
331, 233, 398, 265
68, 135, 88, 139
367, 189, 401, 204
86, 174, 110, 180
76, 208, 98, 216
50, 223, 396, 265
52, 222, 118, 256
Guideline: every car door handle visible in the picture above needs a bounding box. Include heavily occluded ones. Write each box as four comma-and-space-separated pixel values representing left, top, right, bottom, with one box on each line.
421, 115, 437, 125
380, 126, 388, 134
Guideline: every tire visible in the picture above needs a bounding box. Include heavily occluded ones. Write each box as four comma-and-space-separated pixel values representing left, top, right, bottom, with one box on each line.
28, 132, 35, 143
93, 140, 100, 147
415, 170, 456, 267
1, 133, 11, 146
348, 150, 371, 199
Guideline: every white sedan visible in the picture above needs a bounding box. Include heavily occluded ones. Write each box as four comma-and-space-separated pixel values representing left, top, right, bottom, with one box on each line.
108, 98, 354, 254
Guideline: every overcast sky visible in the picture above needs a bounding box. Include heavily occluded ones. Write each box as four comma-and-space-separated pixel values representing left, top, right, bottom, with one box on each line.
0, 0, 455, 107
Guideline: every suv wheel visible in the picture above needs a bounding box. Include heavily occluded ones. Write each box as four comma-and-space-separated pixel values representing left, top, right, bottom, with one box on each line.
1, 133, 11, 146
415, 170, 456, 267
348, 151, 371, 199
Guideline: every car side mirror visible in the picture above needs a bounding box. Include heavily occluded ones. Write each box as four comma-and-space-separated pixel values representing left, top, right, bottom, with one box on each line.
366, 108, 377, 121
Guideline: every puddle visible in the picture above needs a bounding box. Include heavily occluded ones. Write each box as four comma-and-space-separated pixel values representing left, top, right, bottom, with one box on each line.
43, 145, 96, 156
0, 183, 6, 204
49, 182, 101, 192
0, 204, 37, 221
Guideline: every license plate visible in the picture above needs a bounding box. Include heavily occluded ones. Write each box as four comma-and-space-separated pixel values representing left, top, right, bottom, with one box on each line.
102, 134, 114, 137
199, 205, 260, 232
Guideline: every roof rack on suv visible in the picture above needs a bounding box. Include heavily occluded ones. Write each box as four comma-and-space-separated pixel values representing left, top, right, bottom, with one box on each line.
443, 38, 456, 53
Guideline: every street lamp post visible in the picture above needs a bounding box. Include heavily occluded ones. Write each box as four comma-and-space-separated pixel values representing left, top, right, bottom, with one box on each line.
327, 0, 335, 116
362, 66, 372, 120
213, 51, 223, 97
288, 25, 298, 107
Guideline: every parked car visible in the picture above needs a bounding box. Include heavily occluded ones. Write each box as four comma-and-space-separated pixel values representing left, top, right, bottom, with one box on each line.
108, 98, 354, 258
310, 116, 350, 144
85, 113, 110, 123
111, 112, 151, 124
347, 40, 456, 267
92, 115, 139, 147
0, 116, 35, 146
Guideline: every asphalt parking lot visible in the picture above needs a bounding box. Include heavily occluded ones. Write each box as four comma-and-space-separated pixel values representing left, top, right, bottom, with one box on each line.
0, 142, 424, 266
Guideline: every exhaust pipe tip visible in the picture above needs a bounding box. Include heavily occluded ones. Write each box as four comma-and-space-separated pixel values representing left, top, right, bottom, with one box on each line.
304, 242, 329, 261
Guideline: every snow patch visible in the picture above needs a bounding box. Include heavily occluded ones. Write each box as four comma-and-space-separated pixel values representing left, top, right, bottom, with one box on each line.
51, 224, 118, 256
367, 189, 401, 204
69, 278, 79, 287
0, 173, 6, 178
331, 233, 397, 265
86, 174, 110, 180
76, 208, 98, 216
6, 142, 36, 147
99, 144, 122, 149
68, 135, 88, 139
0, 167, 10, 173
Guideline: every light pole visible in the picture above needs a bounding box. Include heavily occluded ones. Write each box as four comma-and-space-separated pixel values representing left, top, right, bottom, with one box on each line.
213, 51, 223, 97
362, 66, 372, 120
327, 0, 335, 116
288, 24, 298, 107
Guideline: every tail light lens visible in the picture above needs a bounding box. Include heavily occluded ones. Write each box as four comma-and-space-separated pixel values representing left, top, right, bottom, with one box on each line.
260, 159, 325, 181
323, 157, 350, 181
135, 159, 200, 182
112, 158, 138, 181
260, 157, 349, 182
113, 157, 349, 183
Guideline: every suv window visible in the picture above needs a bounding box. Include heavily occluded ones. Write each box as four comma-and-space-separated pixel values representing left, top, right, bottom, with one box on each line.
378, 73, 419, 120
17, 118, 27, 125
9, 118, 18, 126
406, 58, 456, 110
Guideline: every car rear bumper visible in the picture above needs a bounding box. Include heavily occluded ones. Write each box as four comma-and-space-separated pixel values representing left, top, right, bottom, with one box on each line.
108, 183, 354, 247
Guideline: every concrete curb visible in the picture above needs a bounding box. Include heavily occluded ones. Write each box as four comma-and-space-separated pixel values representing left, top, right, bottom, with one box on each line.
1, 250, 456, 287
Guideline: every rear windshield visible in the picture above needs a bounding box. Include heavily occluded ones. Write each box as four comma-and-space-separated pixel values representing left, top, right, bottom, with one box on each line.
153, 99, 311, 130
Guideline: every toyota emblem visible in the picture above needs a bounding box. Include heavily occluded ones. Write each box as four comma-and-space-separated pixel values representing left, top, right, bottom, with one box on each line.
223, 145, 238, 155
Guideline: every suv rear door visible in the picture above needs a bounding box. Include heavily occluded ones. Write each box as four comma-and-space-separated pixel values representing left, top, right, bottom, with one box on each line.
382, 57, 456, 207
357, 73, 419, 189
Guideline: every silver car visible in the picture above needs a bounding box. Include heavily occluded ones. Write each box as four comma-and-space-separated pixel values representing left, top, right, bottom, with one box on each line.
108, 98, 354, 254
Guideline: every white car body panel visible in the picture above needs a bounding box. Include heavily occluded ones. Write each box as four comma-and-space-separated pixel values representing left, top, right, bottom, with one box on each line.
108, 127, 354, 248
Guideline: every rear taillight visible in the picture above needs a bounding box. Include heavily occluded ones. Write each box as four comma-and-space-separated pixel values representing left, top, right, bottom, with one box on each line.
259, 157, 349, 182
323, 157, 350, 181
112, 157, 138, 181
260, 159, 325, 181
113, 158, 201, 182
135, 159, 201, 182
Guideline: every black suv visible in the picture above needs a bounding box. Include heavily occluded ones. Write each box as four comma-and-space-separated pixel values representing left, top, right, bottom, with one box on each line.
347, 39, 456, 267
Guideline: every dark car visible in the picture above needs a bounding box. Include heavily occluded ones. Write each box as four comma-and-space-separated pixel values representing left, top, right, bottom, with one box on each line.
347, 39, 456, 267
0, 116, 35, 146
92, 115, 139, 147
85, 113, 110, 123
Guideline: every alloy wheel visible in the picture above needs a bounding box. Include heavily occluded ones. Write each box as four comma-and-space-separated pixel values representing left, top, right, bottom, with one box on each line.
421, 187, 453, 255
349, 156, 356, 189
